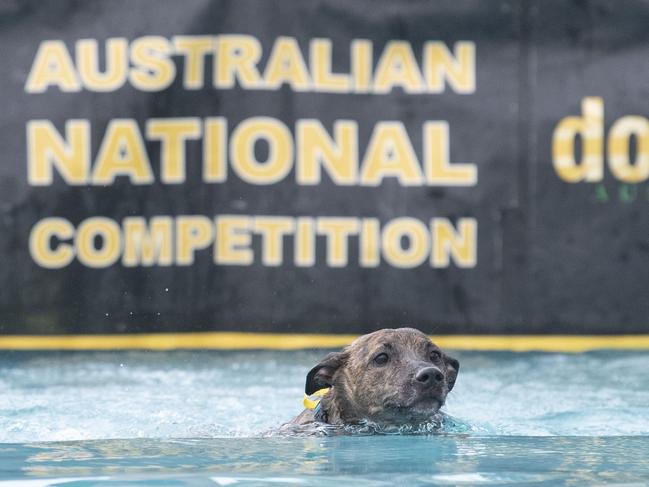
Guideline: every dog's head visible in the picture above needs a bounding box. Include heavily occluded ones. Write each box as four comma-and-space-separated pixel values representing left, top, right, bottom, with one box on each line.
305, 327, 459, 424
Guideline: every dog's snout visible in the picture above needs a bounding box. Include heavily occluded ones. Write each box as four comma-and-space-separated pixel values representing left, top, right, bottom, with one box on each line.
415, 367, 444, 386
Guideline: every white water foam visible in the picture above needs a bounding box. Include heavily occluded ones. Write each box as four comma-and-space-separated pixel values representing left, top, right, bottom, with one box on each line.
1, 350, 648, 442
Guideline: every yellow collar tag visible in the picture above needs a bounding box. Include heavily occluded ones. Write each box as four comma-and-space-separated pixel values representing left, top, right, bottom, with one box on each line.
303, 388, 330, 410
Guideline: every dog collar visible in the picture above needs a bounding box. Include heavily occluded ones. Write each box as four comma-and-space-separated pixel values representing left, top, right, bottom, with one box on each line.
303, 387, 330, 411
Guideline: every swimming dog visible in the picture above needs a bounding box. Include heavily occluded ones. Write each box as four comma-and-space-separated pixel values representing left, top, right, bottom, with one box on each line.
291, 327, 459, 426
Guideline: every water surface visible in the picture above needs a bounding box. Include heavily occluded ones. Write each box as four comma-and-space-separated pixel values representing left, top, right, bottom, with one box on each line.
1, 350, 648, 485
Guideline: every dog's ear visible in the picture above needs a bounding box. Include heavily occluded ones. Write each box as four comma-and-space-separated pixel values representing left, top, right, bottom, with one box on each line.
305, 351, 346, 395
444, 354, 460, 392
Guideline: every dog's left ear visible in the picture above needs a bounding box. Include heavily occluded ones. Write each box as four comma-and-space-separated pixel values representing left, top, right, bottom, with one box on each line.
444, 354, 460, 391
305, 351, 346, 395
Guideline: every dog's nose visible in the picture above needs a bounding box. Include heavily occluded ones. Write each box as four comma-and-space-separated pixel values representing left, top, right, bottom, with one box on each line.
415, 367, 444, 386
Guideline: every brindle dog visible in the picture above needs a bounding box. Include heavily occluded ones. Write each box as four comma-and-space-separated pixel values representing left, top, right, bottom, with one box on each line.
291, 327, 459, 426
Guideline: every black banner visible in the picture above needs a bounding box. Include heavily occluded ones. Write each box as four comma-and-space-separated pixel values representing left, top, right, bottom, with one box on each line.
1, 0, 648, 335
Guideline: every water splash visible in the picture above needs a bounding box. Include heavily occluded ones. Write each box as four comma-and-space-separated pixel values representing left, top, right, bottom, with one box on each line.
1, 350, 648, 442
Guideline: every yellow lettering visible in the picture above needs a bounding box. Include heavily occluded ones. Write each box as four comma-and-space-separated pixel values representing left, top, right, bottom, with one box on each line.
424, 41, 475, 93
382, 217, 429, 268
203, 117, 228, 183
29, 218, 75, 269
230, 117, 293, 184
431, 218, 477, 268
317, 217, 359, 267
26, 40, 80, 93
360, 122, 423, 186
122, 217, 173, 266
296, 119, 358, 185
76, 217, 122, 268
172, 36, 214, 89
359, 218, 380, 267
552, 97, 604, 183
129, 36, 175, 91
310, 38, 351, 92
215, 215, 252, 265
373, 41, 424, 94
295, 217, 315, 267
93, 120, 153, 185
351, 40, 372, 93
254, 216, 294, 266
263, 37, 311, 91
27, 120, 90, 185
146, 118, 201, 184
214, 35, 262, 88
76, 38, 128, 91
424, 121, 477, 186
176, 216, 213, 265
607, 116, 649, 183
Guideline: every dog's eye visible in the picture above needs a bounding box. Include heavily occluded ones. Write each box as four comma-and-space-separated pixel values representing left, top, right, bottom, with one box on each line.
373, 353, 389, 365
429, 351, 441, 362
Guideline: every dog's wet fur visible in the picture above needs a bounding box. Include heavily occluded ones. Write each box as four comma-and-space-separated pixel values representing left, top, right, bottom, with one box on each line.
290, 327, 459, 427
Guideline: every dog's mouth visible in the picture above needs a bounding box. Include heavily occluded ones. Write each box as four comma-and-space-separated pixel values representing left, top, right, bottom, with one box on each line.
383, 395, 444, 419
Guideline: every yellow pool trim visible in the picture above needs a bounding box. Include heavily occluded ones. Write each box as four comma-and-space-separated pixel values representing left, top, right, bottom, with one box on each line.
0, 333, 649, 352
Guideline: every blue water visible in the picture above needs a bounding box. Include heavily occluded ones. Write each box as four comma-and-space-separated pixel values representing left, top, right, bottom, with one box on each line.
1, 350, 649, 485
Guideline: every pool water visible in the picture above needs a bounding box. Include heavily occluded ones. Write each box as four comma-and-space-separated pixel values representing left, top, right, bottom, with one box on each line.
1, 350, 649, 485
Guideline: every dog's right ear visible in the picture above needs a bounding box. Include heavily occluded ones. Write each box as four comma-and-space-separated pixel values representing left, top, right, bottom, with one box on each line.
305, 351, 346, 395
443, 354, 460, 392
